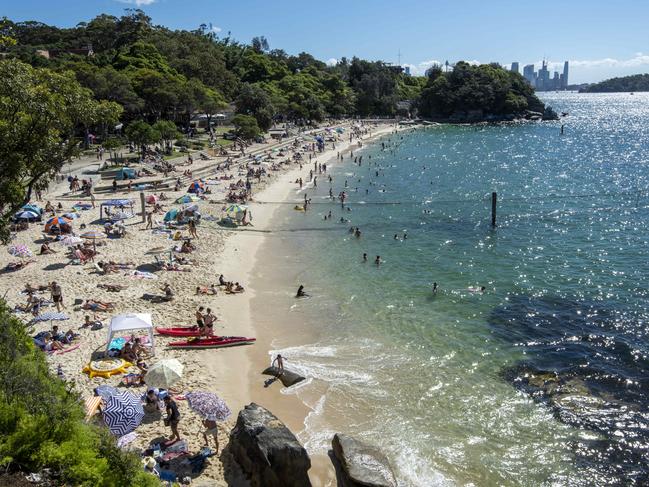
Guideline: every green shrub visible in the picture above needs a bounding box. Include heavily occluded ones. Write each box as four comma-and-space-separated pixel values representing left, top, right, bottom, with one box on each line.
0, 302, 158, 486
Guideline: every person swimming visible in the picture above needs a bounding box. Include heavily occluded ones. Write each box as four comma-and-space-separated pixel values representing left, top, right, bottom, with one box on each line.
296, 285, 309, 298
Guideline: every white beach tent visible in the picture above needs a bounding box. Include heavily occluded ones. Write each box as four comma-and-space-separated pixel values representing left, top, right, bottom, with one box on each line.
107, 313, 155, 356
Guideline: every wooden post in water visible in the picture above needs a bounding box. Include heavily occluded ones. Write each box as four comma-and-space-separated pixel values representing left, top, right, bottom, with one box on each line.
140, 191, 146, 223
491, 192, 497, 227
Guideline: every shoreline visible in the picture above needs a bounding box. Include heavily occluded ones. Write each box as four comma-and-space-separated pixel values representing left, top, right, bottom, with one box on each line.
210, 123, 402, 484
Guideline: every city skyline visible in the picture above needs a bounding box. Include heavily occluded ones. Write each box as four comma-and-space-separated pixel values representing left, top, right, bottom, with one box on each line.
3, 0, 649, 84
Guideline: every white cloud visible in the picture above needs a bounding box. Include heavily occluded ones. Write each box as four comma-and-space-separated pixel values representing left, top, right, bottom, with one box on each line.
116, 0, 157, 6
326, 58, 338, 66
210, 25, 222, 34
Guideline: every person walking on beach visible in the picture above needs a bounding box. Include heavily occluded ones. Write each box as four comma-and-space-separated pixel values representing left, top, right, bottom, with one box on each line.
202, 419, 219, 452
50, 281, 64, 311
188, 218, 198, 238
145, 211, 153, 230
203, 308, 215, 335
163, 396, 181, 442
272, 354, 285, 375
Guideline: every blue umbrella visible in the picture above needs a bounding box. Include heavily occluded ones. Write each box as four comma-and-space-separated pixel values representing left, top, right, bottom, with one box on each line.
102, 390, 145, 436
163, 208, 179, 222
15, 210, 39, 221
22, 204, 42, 214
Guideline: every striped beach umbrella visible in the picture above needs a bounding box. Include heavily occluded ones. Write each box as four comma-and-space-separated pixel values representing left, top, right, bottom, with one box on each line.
102, 390, 145, 436
176, 194, 200, 204
15, 210, 39, 221
145, 359, 184, 389
185, 391, 231, 422
8, 244, 33, 258
45, 216, 72, 232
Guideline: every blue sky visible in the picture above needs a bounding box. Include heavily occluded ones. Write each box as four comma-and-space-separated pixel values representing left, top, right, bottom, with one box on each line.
4, 0, 649, 83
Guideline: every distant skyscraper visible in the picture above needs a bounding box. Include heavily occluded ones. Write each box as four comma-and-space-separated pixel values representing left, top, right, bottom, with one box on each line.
562, 61, 569, 89
404, 66, 411, 76
523, 64, 535, 85
511, 62, 519, 74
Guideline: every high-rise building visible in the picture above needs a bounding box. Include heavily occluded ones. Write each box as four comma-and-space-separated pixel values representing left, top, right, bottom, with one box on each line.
404, 66, 411, 76
523, 64, 536, 85
562, 61, 569, 89
511, 62, 519, 74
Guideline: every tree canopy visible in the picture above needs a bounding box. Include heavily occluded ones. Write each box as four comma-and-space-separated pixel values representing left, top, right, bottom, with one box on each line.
0, 58, 121, 241
417, 62, 546, 119
580, 73, 649, 93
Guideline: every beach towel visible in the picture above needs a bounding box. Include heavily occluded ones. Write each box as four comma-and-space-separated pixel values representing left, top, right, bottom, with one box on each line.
85, 396, 102, 422
108, 337, 126, 351
129, 270, 158, 280
117, 431, 138, 448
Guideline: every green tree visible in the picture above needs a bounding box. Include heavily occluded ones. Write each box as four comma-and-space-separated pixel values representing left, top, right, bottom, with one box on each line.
0, 301, 159, 486
0, 59, 116, 241
152, 120, 179, 154
125, 120, 158, 156
232, 114, 260, 140
236, 83, 275, 130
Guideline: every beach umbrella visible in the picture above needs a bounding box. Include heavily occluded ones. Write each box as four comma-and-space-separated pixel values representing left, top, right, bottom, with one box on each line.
145, 194, 157, 204
145, 359, 184, 389
163, 208, 179, 222
45, 216, 72, 233
224, 204, 247, 221
22, 204, 42, 214
176, 194, 200, 204
102, 390, 145, 436
81, 231, 106, 251
185, 391, 231, 422
62, 212, 80, 220
73, 202, 93, 210
8, 245, 33, 258
59, 236, 83, 247
94, 385, 120, 402
15, 210, 39, 221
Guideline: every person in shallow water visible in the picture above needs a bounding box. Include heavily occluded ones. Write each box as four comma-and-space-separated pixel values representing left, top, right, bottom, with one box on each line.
432, 282, 438, 294
362, 253, 367, 262
375, 255, 382, 266
272, 354, 285, 375
296, 285, 308, 297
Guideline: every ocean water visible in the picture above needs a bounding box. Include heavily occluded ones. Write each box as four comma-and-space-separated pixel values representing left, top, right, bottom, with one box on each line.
264, 92, 649, 486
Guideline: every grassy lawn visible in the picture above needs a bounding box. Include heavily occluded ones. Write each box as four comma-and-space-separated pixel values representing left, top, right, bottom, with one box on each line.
163, 150, 187, 160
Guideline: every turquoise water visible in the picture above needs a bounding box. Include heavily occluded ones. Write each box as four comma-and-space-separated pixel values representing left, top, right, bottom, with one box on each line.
266, 93, 649, 486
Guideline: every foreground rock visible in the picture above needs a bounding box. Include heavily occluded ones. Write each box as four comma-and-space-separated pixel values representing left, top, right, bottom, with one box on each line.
262, 366, 306, 387
229, 403, 311, 487
331, 433, 397, 487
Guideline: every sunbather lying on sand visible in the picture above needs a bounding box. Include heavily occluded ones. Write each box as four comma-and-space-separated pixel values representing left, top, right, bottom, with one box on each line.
82, 299, 115, 312
97, 283, 127, 292
24, 283, 50, 293
5, 260, 35, 272
161, 263, 191, 272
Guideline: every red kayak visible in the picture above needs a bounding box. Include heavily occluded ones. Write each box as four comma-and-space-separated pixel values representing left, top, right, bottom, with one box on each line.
156, 326, 203, 337
168, 336, 256, 349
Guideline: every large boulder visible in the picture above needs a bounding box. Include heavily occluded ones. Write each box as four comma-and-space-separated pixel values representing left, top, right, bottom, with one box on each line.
262, 366, 306, 387
331, 434, 397, 487
229, 403, 311, 487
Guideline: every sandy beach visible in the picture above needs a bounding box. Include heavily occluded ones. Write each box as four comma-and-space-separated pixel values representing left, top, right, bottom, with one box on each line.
0, 121, 399, 485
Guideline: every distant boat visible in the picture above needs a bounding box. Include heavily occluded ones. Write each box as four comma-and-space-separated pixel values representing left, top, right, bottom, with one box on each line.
630, 92, 635, 95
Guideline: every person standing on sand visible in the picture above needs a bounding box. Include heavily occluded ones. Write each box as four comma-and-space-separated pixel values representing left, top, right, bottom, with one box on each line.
188, 219, 198, 238
163, 396, 181, 442
202, 419, 219, 452
145, 211, 153, 230
195, 306, 205, 328
50, 281, 64, 311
